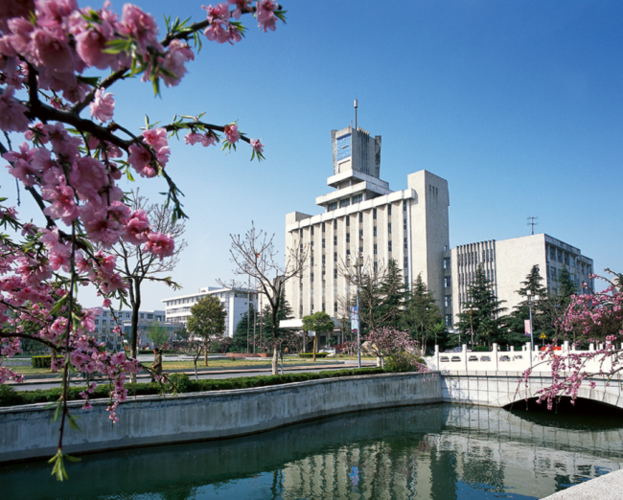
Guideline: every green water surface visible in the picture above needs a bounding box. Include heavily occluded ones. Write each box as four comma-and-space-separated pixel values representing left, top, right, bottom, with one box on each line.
2, 403, 622, 499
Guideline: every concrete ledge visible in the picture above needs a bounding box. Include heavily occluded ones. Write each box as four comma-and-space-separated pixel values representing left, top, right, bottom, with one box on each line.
0, 371, 442, 463
541, 468, 623, 499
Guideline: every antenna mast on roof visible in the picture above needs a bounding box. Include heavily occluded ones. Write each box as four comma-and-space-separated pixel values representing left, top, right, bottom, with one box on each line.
527, 216, 538, 235
354, 99, 358, 130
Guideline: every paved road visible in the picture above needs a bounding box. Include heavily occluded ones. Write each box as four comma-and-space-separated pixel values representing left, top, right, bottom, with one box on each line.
12, 362, 375, 392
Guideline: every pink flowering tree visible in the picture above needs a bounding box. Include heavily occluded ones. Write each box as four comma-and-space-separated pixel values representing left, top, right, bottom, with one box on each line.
0, 0, 284, 479
348, 327, 428, 372
521, 270, 623, 410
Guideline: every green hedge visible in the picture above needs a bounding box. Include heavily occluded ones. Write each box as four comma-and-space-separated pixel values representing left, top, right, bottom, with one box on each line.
32, 356, 53, 368
0, 368, 387, 408
298, 353, 328, 359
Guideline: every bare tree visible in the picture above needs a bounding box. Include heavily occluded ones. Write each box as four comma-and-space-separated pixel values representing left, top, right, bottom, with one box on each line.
112, 190, 187, 379
226, 223, 307, 375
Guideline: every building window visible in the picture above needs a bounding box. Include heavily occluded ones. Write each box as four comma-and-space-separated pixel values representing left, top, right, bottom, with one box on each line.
443, 257, 450, 270
373, 226, 377, 237
359, 213, 363, 223
334, 236, 337, 245
334, 220, 337, 230
388, 241, 392, 252
373, 208, 377, 219
346, 215, 350, 226
346, 233, 350, 243
311, 226, 314, 235
334, 269, 338, 279
374, 244, 378, 255
334, 252, 337, 262
444, 277, 451, 288
444, 295, 451, 308
322, 238, 325, 249
328, 202, 337, 211
340, 198, 350, 208
388, 223, 392, 234
445, 315, 453, 327
322, 222, 326, 232
352, 194, 363, 204
388, 204, 392, 215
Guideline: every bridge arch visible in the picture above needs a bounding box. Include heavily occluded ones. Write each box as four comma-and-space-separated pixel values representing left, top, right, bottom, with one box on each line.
491, 386, 623, 410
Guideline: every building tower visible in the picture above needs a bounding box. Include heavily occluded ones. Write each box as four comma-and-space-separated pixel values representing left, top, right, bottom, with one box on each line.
284, 123, 450, 322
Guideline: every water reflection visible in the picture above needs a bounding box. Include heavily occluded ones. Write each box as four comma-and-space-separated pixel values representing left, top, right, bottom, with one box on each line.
2, 404, 622, 500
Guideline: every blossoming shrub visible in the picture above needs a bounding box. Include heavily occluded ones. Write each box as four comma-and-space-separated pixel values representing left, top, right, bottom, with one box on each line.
0, 0, 284, 479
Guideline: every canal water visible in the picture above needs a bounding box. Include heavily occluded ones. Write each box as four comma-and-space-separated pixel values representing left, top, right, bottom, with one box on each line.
2, 403, 623, 499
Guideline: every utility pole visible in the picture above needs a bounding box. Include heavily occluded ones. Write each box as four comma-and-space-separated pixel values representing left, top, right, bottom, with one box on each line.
527, 216, 538, 235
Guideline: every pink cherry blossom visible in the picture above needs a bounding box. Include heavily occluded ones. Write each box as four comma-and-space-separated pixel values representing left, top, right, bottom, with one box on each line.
89, 88, 115, 122
0, 85, 29, 132
118, 4, 163, 55
121, 209, 151, 245
256, 0, 278, 32
42, 183, 80, 225
224, 123, 240, 144
144, 232, 175, 260
69, 156, 109, 201
250, 138, 264, 153
184, 131, 217, 147
160, 40, 195, 87
228, 0, 250, 20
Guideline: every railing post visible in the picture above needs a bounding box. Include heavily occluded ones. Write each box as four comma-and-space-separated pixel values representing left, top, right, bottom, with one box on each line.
434, 344, 439, 371
527, 342, 533, 368
462, 344, 468, 372
493, 343, 499, 372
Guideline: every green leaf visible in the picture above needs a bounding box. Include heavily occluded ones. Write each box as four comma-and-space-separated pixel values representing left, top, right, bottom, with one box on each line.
68, 414, 82, 432
64, 454, 81, 463
52, 401, 62, 422
49, 294, 68, 316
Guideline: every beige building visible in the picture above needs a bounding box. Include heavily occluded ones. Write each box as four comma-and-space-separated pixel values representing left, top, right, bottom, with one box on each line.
443, 233, 594, 326
284, 124, 450, 321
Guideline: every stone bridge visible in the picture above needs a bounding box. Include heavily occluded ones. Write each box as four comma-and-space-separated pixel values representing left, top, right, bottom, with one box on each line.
426, 342, 623, 409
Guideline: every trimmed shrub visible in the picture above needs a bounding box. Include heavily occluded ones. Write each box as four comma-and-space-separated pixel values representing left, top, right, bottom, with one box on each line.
298, 353, 328, 359
32, 356, 51, 368
0, 367, 386, 407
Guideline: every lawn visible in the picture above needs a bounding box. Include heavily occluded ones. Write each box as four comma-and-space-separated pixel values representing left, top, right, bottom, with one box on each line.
9, 356, 371, 378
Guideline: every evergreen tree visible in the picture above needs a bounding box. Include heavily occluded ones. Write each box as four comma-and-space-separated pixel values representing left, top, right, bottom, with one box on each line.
400, 274, 447, 352
456, 265, 507, 348
259, 297, 293, 347
357, 259, 408, 333
231, 303, 257, 353
505, 265, 549, 346
557, 267, 577, 307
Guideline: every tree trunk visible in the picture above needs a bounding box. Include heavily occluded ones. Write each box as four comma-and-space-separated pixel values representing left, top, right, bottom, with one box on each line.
129, 278, 141, 384
312, 334, 317, 362
193, 360, 198, 382
271, 345, 279, 375
204, 344, 208, 366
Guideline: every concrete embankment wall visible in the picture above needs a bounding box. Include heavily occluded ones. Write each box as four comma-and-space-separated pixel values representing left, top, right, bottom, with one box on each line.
0, 372, 441, 463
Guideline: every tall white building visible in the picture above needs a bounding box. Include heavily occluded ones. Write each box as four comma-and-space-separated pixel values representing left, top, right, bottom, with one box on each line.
284, 124, 450, 321
443, 233, 594, 326
162, 287, 257, 337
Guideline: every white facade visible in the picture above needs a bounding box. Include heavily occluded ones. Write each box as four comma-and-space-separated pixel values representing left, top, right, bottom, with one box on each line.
92, 309, 174, 348
285, 124, 450, 321
161, 287, 257, 338
444, 233, 594, 326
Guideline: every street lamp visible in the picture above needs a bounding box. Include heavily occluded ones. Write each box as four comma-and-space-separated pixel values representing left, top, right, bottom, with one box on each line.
526, 290, 539, 351
467, 307, 478, 350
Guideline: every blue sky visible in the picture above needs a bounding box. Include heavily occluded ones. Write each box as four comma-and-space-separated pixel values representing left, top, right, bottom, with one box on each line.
2, 1, 621, 310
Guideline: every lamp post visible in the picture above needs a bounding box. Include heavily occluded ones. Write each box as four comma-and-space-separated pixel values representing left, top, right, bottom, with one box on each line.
526, 290, 539, 352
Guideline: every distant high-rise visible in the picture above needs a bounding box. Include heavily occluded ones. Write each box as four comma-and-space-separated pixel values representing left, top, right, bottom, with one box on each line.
284, 124, 450, 321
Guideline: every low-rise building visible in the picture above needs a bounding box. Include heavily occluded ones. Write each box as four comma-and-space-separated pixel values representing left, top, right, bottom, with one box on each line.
162, 287, 257, 338
93, 309, 176, 348
443, 233, 594, 326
